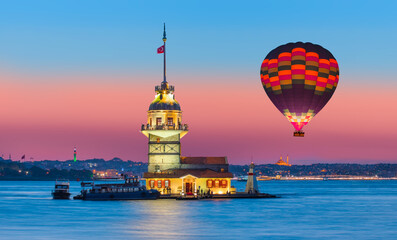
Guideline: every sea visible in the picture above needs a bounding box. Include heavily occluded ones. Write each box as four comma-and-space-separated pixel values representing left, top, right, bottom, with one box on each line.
0, 180, 396, 240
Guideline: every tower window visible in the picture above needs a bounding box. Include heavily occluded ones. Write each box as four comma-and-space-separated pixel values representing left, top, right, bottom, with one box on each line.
167, 118, 173, 126
156, 118, 162, 125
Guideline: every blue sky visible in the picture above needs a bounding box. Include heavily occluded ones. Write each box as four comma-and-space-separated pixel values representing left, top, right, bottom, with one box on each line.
0, 0, 396, 83
1, 1, 397, 163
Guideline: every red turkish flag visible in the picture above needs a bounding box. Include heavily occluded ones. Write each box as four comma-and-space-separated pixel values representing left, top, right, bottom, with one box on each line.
157, 45, 164, 54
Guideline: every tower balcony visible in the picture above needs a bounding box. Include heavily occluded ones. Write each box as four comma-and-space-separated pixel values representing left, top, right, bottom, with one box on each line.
141, 123, 188, 131
155, 85, 174, 92
141, 123, 189, 138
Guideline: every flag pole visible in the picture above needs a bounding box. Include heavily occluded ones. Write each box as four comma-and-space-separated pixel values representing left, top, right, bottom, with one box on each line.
162, 23, 167, 83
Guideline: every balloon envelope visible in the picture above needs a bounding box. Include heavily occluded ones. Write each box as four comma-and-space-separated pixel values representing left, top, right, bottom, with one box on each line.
260, 42, 339, 132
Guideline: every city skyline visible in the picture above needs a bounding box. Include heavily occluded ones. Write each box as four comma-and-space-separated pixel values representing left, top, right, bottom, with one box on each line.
1, 1, 397, 164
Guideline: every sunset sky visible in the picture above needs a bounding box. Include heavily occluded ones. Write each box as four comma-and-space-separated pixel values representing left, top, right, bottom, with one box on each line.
1, 1, 396, 164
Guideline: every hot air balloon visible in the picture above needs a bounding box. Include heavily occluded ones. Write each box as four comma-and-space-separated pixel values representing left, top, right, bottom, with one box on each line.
260, 42, 339, 137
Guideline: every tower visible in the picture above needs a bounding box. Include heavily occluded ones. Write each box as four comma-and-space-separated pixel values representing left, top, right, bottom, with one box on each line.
245, 162, 259, 194
141, 24, 188, 172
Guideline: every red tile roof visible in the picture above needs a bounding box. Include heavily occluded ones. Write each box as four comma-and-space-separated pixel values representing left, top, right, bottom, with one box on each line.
180, 156, 228, 165
144, 168, 233, 179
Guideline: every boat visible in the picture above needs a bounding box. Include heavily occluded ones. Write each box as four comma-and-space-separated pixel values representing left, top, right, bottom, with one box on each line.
237, 176, 248, 182
52, 179, 71, 199
257, 176, 272, 181
93, 176, 125, 181
75, 176, 160, 200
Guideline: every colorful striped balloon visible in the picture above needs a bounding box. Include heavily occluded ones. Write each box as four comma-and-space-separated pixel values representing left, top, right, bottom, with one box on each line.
260, 42, 339, 135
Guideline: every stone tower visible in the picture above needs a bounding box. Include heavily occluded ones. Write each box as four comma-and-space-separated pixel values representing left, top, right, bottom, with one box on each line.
141, 24, 188, 173
245, 162, 259, 194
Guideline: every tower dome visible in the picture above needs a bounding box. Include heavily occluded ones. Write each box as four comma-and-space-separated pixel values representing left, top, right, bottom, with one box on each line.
148, 84, 181, 111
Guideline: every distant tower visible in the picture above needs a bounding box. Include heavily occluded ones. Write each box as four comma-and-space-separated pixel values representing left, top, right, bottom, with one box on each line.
141, 24, 188, 172
245, 162, 259, 194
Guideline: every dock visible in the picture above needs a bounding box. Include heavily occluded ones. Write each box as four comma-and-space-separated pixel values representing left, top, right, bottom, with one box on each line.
160, 192, 278, 200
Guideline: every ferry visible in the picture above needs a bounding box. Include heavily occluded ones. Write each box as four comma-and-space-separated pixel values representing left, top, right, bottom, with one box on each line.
75, 176, 160, 200
237, 176, 248, 182
52, 179, 71, 199
257, 176, 272, 181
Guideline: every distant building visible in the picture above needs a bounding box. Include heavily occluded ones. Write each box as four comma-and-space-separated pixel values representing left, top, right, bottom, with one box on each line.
275, 155, 291, 166
93, 169, 119, 179
141, 26, 233, 195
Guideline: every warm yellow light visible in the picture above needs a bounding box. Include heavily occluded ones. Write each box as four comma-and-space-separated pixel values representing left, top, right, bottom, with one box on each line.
218, 191, 223, 194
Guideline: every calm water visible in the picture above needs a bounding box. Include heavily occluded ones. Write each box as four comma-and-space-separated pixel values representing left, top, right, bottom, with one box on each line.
0, 180, 396, 240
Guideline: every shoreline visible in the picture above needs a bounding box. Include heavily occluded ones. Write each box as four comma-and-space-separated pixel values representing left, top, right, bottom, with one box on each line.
1, 178, 397, 181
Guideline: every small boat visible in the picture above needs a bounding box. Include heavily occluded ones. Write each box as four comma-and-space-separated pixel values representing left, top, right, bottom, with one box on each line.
257, 176, 272, 181
52, 179, 71, 199
93, 176, 125, 181
75, 176, 160, 200
237, 176, 248, 182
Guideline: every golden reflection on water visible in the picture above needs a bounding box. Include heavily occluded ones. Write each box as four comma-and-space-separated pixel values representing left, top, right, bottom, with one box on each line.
123, 199, 232, 239
125, 200, 195, 238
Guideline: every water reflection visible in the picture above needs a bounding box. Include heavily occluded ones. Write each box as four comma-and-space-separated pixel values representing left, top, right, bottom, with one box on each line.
0, 181, 396, 239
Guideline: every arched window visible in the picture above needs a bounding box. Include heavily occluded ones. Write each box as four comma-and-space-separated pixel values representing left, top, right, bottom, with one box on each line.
207, 179, 213, 188
157, 180, 162, 188
214, 180, 220, 188
221, 180, 227, 188
150, 180, 155, 188
165, 180, 170, 188
167, 118, 173, 126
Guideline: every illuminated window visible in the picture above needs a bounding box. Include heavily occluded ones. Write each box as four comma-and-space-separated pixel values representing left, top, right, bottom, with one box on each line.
207, 180, 213, 188
150, 180, 155, 188
221, 180, 227, 188
165, 180, 170, 188
214, 180, 220, 188
157, 180, 162, 188
167, 118, 173, 126
156, 118, 162, 125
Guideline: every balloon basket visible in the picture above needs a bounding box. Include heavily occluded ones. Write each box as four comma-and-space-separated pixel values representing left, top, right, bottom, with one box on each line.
293, 131, 305, 137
